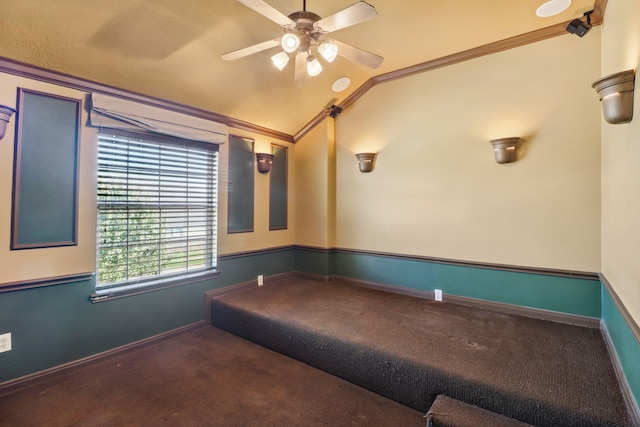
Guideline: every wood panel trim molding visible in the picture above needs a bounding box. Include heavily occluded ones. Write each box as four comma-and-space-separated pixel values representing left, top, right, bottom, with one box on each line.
0, 57, 294, 143
0, 272, 94, 293
218, 245, 295, 260
0, 321, 208, 397
293, 0, 607, 142
219, 244, 599, 281
600, 273, 640, 344
297, 245, 599, 280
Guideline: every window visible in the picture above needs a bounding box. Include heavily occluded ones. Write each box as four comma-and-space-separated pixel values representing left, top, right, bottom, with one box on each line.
96, 131, 218, 295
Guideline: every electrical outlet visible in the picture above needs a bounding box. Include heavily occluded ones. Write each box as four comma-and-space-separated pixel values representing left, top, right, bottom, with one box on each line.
434, 289, 443, 302
257, 275, 264, 286
0, 333, 11, 353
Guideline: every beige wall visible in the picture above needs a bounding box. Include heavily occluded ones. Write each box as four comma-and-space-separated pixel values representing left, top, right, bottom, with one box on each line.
600, 0, 640, 324
218, 128, 296, 255
335, 31, 602, 272
0, 75, 97, 283
0, 72, 295, 284
294, 119, 336, 248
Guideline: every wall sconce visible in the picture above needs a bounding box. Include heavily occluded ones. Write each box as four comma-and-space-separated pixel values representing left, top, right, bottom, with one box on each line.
592, 69, 635, 124
0, 105, 16, 140
355, 152, 377, 173
256, 152, 274, 174
489, 137, 521, 164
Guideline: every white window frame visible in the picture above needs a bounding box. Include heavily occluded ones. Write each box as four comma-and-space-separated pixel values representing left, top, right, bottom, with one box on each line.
92, 130, 219, 301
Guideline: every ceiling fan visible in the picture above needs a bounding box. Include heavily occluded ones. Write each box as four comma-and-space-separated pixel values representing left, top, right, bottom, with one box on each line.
222, 0, 384, 86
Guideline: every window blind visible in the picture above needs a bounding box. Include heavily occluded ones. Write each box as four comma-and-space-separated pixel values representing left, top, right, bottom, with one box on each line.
96, 132, 218, 291
89, 93, 227, 145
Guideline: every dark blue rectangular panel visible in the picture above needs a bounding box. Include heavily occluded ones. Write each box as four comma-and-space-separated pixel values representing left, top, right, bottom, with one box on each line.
11, 89, 81, 249
269, 144, 287, 230
227, 135, 254, 233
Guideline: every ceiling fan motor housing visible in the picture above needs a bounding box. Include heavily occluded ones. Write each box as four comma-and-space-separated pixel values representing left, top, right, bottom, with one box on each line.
287, 11, 323, 52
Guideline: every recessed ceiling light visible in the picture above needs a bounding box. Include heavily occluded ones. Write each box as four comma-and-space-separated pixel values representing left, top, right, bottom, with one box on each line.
536, 0, 572, 17
332, 77, 351, 92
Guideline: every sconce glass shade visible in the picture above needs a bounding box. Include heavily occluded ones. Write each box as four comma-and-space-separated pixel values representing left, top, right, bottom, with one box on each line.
356, 152, 377, 173
592, 69, 635, 124
306, 56, 322, 76
271, 52, 290, 71
0, 105, 16, 140
318, 42, 338, 62
489, 137, 521, 164
281, 33, 300, 53
256, 152, 275, 174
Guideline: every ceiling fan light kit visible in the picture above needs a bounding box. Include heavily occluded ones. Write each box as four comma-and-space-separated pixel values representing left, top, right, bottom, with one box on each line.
223, 0, 384, 85
281, 33, 300, 53
318, 42, 338, 62
306, 56, 323, 76
271, 51, 290, 70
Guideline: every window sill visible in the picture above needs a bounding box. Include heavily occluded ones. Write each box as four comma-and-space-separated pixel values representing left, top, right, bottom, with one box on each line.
89, 269, 220, 303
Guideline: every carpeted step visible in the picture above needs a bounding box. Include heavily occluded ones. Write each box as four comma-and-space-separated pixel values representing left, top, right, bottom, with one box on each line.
210, 277, 633, 427
426, 395, 535, 427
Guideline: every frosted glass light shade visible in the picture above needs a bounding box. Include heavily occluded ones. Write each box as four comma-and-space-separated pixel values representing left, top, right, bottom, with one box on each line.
271, 52, 290, 71
281, 33, 300, 53
318, 43, 338, 62
306, 56, 322, 76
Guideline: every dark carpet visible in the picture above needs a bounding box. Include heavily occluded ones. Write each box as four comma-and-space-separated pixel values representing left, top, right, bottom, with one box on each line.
426, 394, 535, 427
210, 276, 633, 427
0, 326, 425, 426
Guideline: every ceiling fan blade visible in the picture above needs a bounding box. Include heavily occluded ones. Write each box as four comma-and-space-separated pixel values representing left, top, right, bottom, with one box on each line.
221, 38, 280, 61
295, 51, 309, 87
237, 0, 295, 28
314, 1, 378, 33
331, 39, 383, 69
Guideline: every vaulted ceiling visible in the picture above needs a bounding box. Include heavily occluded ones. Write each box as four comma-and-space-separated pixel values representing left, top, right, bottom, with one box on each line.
0, 0, 597, 137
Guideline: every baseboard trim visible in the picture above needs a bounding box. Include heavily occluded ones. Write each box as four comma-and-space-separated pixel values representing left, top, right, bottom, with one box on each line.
600, 273, 640, 345
601, 321, 640, 426
334, 275, 601, 329
0, 320, 208, 398
290, 270, 334, 282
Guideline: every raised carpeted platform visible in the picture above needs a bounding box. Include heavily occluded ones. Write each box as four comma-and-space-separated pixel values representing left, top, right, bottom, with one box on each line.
210, 276, 633, 427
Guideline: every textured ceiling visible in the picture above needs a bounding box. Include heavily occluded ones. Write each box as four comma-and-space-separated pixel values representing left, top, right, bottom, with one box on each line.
0, 0, 596, 136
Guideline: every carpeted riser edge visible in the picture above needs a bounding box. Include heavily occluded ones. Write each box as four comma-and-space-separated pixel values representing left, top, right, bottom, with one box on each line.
427, 394, 535, 427
210, 300, 617, 427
